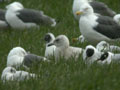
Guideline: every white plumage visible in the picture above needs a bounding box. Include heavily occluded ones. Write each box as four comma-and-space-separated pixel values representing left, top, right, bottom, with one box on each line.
113, 14, 120, 25
44, 33, 56, 58
72, 0, 88, 20
1, 67, 36, 82
7, 47, 27, 68
5, 2, 25, 29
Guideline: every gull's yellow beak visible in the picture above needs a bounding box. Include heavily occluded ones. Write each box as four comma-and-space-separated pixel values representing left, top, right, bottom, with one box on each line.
76, 11, 83, 15
72, 38, 78, 42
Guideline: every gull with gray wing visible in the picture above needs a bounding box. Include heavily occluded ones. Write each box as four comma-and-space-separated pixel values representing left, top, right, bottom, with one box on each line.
76, 3, 120, 44
5, 2, 56, 29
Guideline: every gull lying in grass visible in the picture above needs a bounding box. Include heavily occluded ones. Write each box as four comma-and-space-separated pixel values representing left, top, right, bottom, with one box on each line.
44, 33, 56, 58
7, 47, 49, 68
84, 44, 120, 65
83, 45, 101, 64
96, 41, 120, 52
48, 35, 83, 61
1, 67, 36, 82
5, 2, 56, 29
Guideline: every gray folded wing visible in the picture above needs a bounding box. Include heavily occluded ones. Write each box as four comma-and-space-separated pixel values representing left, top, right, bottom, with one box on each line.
23, 54, 46, 67
16, 8, 55, 26
90, 1, 116, 17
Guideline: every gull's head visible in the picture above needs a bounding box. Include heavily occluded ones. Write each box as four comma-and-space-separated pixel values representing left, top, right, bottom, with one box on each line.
76, 3, 93, 16
2, 67, 16, 74
53, 35, 69, 48
97, 52, 113, 64
96, 41, 109, 52
8, 47, 27, 57
83, 45, 101, 64
44, 33, 55, 44
6, 2, 24, 10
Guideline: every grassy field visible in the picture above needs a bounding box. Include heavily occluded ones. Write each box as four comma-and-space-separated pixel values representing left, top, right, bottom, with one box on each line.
0, 0, 120, 90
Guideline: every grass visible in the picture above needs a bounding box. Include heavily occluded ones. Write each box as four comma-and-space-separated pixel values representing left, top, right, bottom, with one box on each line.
0, 0, 120, 90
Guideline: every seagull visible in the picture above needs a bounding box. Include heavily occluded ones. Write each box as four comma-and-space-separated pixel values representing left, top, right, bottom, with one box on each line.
7, 47, 27, 68
113, 14, 120, 25
48, 35, 83, 60
83, 45, 101, 64
96, 41, 120, 52
1, 67, 36, 82
44, 33, 56, 58
72, 35, 86, 43
76, 3, 120, 44
5, 2, 56, 29
7, 47, 49, 68
73, 0, 116, 20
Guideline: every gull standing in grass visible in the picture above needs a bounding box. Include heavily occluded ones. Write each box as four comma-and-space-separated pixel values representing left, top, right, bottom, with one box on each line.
5, 2, 56, 29
48, 35, 83, 61
1, 67, 36, 82
83, 45, 101, 64
76, 3, 120, 44
73, 0, 116, 20
7, 47, 49, 68
44, 33, 56, 58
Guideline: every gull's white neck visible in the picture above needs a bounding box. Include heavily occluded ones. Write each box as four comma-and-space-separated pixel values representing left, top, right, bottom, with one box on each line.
80, 13, 98, 26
